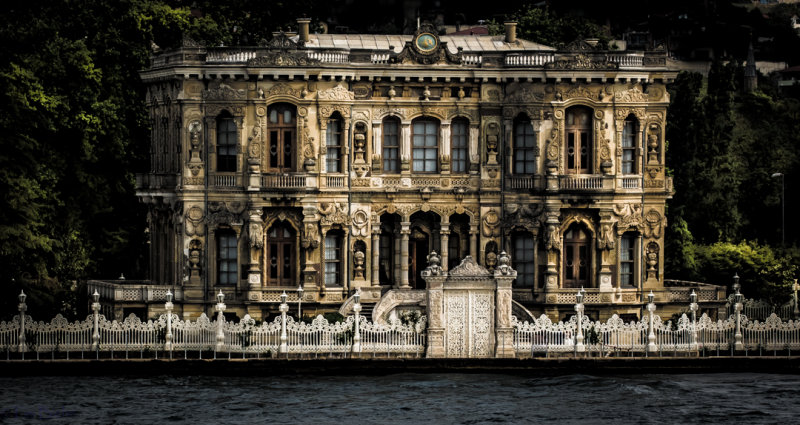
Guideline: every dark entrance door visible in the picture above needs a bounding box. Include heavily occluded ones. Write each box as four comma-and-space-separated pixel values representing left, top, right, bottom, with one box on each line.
563, 225, 590, 288
409, 230, 429, 289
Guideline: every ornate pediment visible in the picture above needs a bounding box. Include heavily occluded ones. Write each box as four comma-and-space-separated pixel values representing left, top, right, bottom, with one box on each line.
202, 81, 246, 100
317, 84, 354, 101
448, 256, 491, 277
265, 32, 298, 49
393, 23, 461, 65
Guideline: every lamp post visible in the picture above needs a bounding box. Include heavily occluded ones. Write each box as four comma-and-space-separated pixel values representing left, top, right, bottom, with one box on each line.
215, 290, 226, 352
352, 289, 362, 354
771, 172, 784, 245
647, 291, 657, 353
297, 285, 304, 321
279, 291, 288, 354
574, 287, 586, 353
792, 279, 799, 319
91, 290, 100, 351
689, 290, 698, 351
734, 288, 744, 351
18, 291, 27, 353
732, 272, 740, 295
164, 290, 174, 351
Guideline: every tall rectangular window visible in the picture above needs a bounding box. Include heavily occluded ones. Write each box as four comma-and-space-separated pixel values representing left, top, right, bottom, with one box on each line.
268, 104, 296, 171
620, 234, 636, 287
217, 117, 237, 172
382, 118, 399, 173
412, 119, 438, 172
326, 117, 342, 173
514, 119, 536, 174
451, 120, 468, 173
324, 234, 342, 286
565, 107, 592, 174
217, 231, 238, 285
622, 118, 637, 174
513, 234, 535, 287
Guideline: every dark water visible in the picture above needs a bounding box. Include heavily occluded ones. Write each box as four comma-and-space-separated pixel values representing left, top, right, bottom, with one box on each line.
0, 373, 797, 424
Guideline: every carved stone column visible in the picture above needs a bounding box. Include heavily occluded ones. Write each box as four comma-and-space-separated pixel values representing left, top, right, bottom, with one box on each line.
400, 222, 411, 289
424, 273, 447, 358
440, 122, 451, 172
597, 211, 615, 291
371, 227, 381, 287
247, 209, 264, 292
371, 120, 382, 170
400, 122, 411, 172
470, 225, 478, 262
469, 124, 480, 173
319, 122, 328, 174
494, 252, 516, 358
543, 210, 561, 291
440, 223, 450, 271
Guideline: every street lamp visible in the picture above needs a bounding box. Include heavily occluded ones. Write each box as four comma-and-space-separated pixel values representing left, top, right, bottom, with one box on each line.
732, 273, 740, 294
772, 172, 784, 245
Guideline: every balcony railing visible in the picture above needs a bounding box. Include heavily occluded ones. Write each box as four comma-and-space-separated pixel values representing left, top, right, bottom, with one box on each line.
87, 280, 184, 303
620, 177, 641, 189
261, 174, 307, 189
559, 175, 608, 190
507, 175, 537, 190
214, 174, 237, 187
325, 175, 346, 188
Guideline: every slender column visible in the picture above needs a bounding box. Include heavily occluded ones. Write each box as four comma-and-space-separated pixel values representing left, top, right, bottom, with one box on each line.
469, 124, 479, 173
279, 292, 288, 354
470, 225, 478, 261
215, 291, 226, 352
352, 290, 362, 354
164, 290, 174, 351
647, 291, 657, 353
91, 291, 100, 351
440, 122, 451, 172
575, 289, 586, 352
400, 222, 411, 289
371, 228, 381, 286
400, 122, 411, 171
393, 230, 401, 287
319, 126, 328, 174
371, 121, 382, 169
440, 224, 450, 271
18, 291, 27, 353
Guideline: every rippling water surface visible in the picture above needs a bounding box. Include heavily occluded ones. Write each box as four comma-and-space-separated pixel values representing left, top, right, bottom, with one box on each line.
0, 372, 797, 424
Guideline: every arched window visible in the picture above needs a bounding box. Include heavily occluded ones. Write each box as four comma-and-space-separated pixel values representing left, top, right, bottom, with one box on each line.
622, 116, 639, 174
565, 107, 592, 174
451, 118, 469, 174
563, 224, 591, 288
382, 117, 400, 173
512, 232, 535, 287
326, 114, 343, 173
217, 229, 238, 285
412, 118, 439, 173
620, 232, 638, 287
267, 221, 295, 286
324, 231, 343, 287
216, 113, 237, 172
513, 117, 536, 174
267, 103, 296, 171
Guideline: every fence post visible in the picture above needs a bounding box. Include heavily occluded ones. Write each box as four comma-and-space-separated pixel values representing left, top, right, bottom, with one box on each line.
352, 289, 362, 355
647, 291, 657, 353
575, 288, 585, 353
17, 291, 27, 353
792, 279, 799, 319
91, 290, 100, 351
689, 290, 698, 351
734, 289, 744, 351
215, 291, 226, 352
279, 292, 288, 354
164, 290, 173, 351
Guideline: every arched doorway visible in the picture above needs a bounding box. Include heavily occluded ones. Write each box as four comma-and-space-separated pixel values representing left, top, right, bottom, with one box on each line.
563, 224, 591, 288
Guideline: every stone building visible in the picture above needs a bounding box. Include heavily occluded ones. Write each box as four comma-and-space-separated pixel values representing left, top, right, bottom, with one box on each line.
90, 20, 725, 323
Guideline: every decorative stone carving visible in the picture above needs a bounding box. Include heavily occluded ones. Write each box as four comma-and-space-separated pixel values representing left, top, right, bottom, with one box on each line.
202, 81, 246, 100
505, 87, 544, 103
449, 256, 491, 277
353, 249, 366, 278
615, 86, 648, 102
495, 251, 515, 276
422, 251, 443, 276
644, 209, 665, 239
319, 202, 351, 226
247, 52, 320, 67
481, 209, 501, 237
351, 209, 369, 237
353, 122, 367, 164
393, 24, 461, 65
544, 223, 561, 252
185, 206, 205, 236
486, 122, 500, 155
302, 124, 316, 170
597, 222, 616, 250
188, 239, 203, 272
248, 221, 263, 249
613, 203, 643, 232
206, 201, 245, 227
503, 202, 542, 232
646, 242, 660, 279
544, 54, 618, 70
301, 222, 320, 250
263, 83, 300, 99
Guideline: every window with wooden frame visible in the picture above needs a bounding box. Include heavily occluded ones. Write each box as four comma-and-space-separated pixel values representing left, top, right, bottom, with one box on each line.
326, 114, 343, 173
565, 107, 593, 174
267, 104, 296, 172
450, 119, 469, 174
412, 118, 439, 173
382, 117, 400, 173
622, 116, 638, 174
216, 113, 237, 172
513, 117, 536, 174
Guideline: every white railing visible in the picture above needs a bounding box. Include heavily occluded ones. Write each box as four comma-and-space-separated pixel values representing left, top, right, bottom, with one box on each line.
725, 295, 796, 321
508, 175, 536, 190
620, 177, 641, 189
559, 176, 605, 190
607, 54, 644, 68
371, 53, 391, 64
307, 51, 349, 64
206, 50, 258, 63
262, 174, 306, 188
512, 312, 800, 357
1, 311, 426, 358
462, 55, 482, 66
505, 53, 555, 66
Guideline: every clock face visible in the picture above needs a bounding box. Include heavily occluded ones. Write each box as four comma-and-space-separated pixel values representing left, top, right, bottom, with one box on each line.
416, 33, 437, 52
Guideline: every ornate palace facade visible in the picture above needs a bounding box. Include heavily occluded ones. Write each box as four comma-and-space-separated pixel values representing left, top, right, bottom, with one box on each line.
94, 20, 724, 323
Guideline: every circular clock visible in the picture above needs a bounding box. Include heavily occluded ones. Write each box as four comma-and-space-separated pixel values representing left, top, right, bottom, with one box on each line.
416, 33, 437, 52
